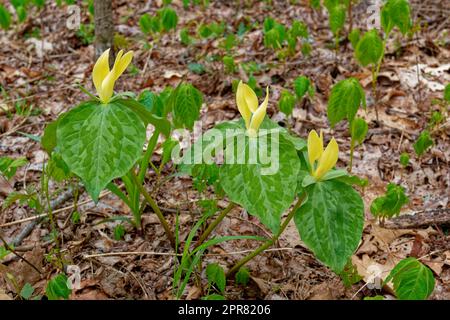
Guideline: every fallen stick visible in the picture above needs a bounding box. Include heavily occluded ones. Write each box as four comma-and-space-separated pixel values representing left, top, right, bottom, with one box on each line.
0, 188, 114, 228
83, 247, 294, 259
10, 185, 82, 247
384, 208, 450, 229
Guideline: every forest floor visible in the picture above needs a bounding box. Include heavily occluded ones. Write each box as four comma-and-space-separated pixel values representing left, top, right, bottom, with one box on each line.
0, 0, 449, 300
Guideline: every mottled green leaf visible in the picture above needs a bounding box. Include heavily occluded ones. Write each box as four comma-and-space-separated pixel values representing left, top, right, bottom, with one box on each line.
294, 180, 364, 273
206, 263, 226, 293
57, 101, 146, 201
220, 124, 300, 233
385, 257, 435, 300
327, 78, 366, 126
278, 90, 296, 116
46, 274, 71, 300
355, 30, 383, 67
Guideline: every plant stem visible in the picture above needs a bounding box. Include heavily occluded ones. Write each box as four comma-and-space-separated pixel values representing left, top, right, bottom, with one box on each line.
348, 0, 353, 35
349, 137, 355, 173
226, 192, 307, 277
372, 39, 387, 124
129, 171, 176, 249
371, 65, 379, 123
194, 202, 236, 249
139, 130, 160, 183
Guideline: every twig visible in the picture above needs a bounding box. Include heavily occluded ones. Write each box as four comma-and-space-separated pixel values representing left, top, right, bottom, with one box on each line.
83, 247, 294, 259
10, 185, 82, 247
0, 233, 42, 274
0, 189, 112, 228
384, 208, 450, 229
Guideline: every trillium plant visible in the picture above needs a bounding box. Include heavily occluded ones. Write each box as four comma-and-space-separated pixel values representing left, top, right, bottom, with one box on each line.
180, 80, 365, 278
41, 48, 366, 297
42, 49, 176, 246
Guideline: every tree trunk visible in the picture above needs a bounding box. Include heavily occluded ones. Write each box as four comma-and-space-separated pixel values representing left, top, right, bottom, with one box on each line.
94, 0, 114, 59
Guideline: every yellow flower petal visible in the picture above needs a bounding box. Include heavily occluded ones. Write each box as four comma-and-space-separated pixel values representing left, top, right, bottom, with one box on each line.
99, 71, 116, 104
236, 81, 252, 128
313, 137, 339, 180
95, 50, 134, 104
307, 129, 323, 170
92, 49, 110, 96
248, 86, 269, 135
112, 51, 133, 81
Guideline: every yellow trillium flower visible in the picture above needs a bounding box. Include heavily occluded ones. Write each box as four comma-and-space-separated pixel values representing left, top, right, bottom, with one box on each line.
92, 49, 134, 104
307, 130, 339, 180
236, 81, 269, 137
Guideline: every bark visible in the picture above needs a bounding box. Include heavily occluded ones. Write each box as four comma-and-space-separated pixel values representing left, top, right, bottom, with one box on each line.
94, 0, 114, 59
384, 208, 450, 229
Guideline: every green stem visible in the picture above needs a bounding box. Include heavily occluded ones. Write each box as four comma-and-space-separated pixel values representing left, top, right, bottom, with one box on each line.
371, 65, 379, 123
139, 130, 160, 183
43, 164, 63, 268
194, 202, 236, 249
226, 192, 307, 277
349, 137, 355, 173
129, 171, 176, 249
372, 39, 387, 123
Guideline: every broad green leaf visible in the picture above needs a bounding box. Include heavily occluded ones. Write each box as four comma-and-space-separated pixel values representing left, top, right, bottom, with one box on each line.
161, 138, 179, 167
294, 180, 364, 273
46, 274, 71, 300
57, 101, 146, 201
278, 90, 296, 116
290, 20, 309, 39
336, 174, 369, 187
310, 0, 321, 9
444, 84, 450, 102
413, 130, 433, 157
222, 56, 235, 74
0, 5, 11, 30
198, 24, 212, 38
169, 83, 203, 130
206, 263, 226, 293
139, 13, 160, 34
180, 119, 302, 233
263, 17, 276, 32
180, 27, 192, 45
20, 283, 35, 300
117, 99, 170, 137
264, 28, 282, 49
399, 152, 410, 167
138, 90, 164, 117
385, 257, 435, 300
348, 28, 361, 49
381, 0, 412, 35
47, 153, 71, 182
0, 156, 28, 180
159, 7, 178, 31
370, 183, 408, 218
293, 76, 311, 100
42, 118, 63, 154
350, 117, 368, 145
340, 261, 363, 288
220, 124, 300, 233
235, 267, 250, 286
2, 191, 35, 209
355, 30, 383, 67
327, 78, 366, 126
328, 4, 346, 35
16, 6, 27, 23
